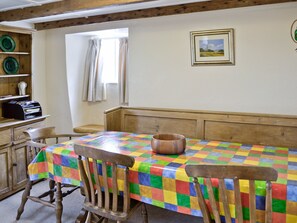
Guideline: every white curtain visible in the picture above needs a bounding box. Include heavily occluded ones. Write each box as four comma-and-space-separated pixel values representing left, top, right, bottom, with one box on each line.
82, 38, 106, 102
118, 38, 128, 105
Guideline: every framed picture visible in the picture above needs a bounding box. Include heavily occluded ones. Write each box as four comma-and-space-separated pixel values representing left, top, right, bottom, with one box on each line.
190, 28, 235, 66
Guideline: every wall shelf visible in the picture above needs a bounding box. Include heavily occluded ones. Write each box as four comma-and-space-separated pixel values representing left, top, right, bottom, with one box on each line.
0, 52, 30, 55
0, 74, 30, 78
0, 95, 29, 101
0, 27, 32, 116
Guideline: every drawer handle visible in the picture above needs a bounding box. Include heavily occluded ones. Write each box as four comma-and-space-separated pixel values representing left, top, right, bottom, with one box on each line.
13, 163, 18, 167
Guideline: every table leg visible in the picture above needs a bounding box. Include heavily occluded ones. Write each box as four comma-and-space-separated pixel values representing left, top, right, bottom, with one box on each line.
55, 182, 63, 223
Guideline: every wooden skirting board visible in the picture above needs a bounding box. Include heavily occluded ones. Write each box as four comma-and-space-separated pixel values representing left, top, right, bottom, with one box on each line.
104, 106, 297, 148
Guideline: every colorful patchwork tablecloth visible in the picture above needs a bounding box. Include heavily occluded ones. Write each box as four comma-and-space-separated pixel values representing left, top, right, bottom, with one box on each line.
28, 131, 297, 223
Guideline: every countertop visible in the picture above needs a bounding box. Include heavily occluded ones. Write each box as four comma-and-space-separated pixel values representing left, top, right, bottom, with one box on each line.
0, 115, 49, 129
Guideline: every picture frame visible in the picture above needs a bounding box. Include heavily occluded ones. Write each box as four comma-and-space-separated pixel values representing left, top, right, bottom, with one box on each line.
190, 28, 235, 66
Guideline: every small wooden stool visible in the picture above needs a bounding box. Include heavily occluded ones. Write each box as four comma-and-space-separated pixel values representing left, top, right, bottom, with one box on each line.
73, 124, 104, 134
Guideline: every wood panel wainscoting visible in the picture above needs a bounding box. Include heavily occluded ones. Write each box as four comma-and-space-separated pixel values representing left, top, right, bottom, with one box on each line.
104, 107, 297, 148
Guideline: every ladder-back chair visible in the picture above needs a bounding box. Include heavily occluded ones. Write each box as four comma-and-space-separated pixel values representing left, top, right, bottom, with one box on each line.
185, 164, 278, 223
16, 126, 85, 222
74, 143, 148, 223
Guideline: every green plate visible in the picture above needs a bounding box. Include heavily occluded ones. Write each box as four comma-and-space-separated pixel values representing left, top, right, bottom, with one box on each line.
0, 35, 16, 52
3, 57, 19, 74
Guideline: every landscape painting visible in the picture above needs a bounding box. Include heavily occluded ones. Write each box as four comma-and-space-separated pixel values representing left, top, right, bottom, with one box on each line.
190, 28, 235, 65
199, 39, 224, 57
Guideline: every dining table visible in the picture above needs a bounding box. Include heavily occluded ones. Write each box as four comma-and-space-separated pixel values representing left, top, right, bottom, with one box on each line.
27, 131, 297, 223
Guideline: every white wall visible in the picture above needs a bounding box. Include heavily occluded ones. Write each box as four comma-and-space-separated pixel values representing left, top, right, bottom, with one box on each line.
33, 3, 297, 132
128, 4, 297, 114
33, 26, 124, 132
32, 31, 47, 112
65, 34, 120, 128
35, 29, 73, 132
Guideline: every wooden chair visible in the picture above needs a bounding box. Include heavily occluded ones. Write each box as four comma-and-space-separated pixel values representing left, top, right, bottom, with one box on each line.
74, 143, 148, 223
185, 164, 278, 223
16, 126, 85, 222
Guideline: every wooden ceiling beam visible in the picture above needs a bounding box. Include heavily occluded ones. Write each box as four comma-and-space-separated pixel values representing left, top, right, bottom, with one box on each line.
35, 0, 297, 30
0, 0, 156, 22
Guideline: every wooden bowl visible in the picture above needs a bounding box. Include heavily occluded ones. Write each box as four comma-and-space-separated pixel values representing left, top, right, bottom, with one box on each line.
151, 133, 186, 155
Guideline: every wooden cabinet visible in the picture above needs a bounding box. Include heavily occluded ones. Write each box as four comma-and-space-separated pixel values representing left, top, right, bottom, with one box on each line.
12, 121, 45, 191
0, 146, 11, 197
0, 25, 33, 117
0, 25, 47, 200
14, 121, 44, 142
0, 118, 46, 200
0, 128, 11, 145
0, 128, 12, 197
12, 142, 28, 190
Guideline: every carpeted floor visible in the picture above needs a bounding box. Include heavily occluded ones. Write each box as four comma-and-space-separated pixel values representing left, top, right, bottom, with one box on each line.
0, 181, 203, 223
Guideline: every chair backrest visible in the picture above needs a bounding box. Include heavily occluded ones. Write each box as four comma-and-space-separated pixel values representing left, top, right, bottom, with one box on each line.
24, 126, 56, 143
24, 127, 56, 161
74, 143, 135, 219
24, 126, 84, 162
185, 165, 278, 223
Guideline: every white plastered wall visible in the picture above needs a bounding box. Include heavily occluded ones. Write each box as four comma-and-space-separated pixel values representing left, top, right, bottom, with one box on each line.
65, 34, 120, 129
128, 3, 297, 114
32, 30, 47, 113
33, 3, 297, 132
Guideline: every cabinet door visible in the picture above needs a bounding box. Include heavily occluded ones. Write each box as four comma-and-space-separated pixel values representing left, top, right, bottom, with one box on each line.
0, 146, 11, 199
12, 142, 28, 190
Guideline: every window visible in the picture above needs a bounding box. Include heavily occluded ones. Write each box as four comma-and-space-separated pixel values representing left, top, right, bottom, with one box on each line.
100, 38, 119, 84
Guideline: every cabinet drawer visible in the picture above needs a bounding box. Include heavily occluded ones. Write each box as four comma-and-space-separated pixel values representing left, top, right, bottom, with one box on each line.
0, 129, 11, 146
13, 121, 45, 142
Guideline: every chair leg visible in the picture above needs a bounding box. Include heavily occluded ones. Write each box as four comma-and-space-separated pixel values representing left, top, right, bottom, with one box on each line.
141, 204, 148, 223
90, 214, 105, 223
16, 180, 33, 220
86, 211, 92, 223
75, 209, 88, 223
49, 179, 55, 202
55, 182, 63, 223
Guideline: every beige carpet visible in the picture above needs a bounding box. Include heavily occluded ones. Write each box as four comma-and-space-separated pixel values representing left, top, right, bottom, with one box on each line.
0, 181, 203, 223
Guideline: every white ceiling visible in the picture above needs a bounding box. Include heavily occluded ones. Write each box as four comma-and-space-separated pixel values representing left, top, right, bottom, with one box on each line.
0, 0, 209, 23
0, 0, 61, 12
